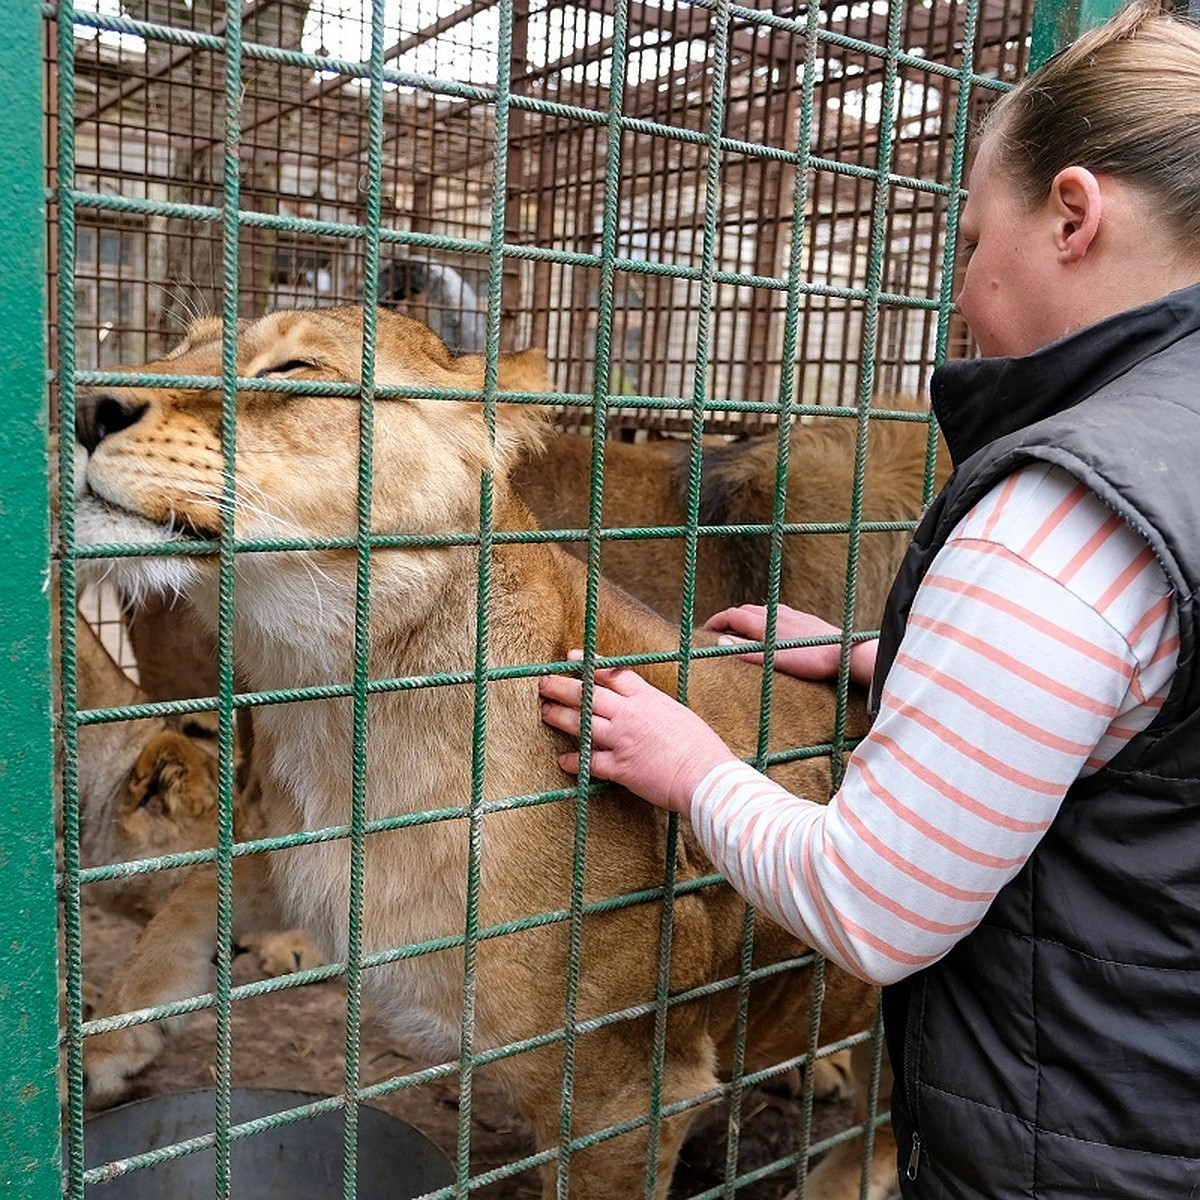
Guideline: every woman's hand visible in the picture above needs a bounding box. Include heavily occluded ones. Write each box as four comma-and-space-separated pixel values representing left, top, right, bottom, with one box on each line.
538, 656, 737, 815
704, 604, 878, 689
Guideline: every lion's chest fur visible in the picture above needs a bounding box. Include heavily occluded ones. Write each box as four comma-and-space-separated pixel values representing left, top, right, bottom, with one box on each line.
240, 578, 593, 1052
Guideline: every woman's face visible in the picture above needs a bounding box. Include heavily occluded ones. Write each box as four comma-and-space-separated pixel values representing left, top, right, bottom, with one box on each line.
956, 139, 1062, 358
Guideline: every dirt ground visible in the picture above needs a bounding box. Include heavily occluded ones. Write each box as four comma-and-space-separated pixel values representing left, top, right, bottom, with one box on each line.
79, 901, 868, 1199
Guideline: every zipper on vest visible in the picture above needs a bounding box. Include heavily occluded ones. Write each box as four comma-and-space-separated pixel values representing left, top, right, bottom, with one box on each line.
906, 1132, 921, 1181
900, 977, 925, 1182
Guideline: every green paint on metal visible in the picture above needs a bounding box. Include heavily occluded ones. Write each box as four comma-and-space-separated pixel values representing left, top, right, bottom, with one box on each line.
210, 1, 247, 1192
1030, 0, 1128, 70
53, 0, 89, 1189
563, 0, 635, 1186
339, 2, 388, 1195
0, 2, 56, 1197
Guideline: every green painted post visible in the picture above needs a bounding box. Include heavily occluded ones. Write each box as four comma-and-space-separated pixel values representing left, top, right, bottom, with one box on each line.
0, 4, 58, 1199
1030, 0, 1127, 69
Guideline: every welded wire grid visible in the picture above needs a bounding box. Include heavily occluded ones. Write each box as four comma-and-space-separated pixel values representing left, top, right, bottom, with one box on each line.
43, 1, 1027, 1198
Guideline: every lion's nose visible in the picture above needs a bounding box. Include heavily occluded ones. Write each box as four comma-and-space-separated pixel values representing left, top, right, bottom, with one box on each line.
76, 393, 147, 454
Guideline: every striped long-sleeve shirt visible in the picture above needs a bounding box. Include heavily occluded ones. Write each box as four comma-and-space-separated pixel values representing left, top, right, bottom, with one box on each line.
691, 463, 1180, 987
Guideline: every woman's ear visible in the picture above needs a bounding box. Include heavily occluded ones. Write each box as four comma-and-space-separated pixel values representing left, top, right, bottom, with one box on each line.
1048, 165, 1104, 263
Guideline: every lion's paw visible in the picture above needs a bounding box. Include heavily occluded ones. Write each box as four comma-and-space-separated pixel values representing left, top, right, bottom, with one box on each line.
812, 1049, 857, 1104
239, 929, 324, 978
84, 1023, 166, 1109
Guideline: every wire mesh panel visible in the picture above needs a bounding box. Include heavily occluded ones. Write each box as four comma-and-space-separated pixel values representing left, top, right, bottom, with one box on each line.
23, 1, 1040, 1198
54, 0, 1029, 429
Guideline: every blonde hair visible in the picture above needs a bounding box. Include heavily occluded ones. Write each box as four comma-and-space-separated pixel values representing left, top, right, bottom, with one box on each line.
986, 1, 1200, 246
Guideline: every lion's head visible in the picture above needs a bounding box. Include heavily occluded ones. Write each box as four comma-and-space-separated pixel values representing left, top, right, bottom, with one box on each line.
74, 307, 550, 627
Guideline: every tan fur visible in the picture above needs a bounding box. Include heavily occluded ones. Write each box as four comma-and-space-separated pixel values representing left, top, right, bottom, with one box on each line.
510, 409, 940, 1185
513, 404, 950, 629
123, 593, 221, 705
75, 307, 889, 1196
69, 608, 222, 922
67, 608, 322, 966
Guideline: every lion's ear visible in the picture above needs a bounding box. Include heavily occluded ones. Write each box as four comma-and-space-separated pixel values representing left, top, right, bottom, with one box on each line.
496, 347, 549, 394
492, 347, 553, 469
163, 315, 240, 360
122, 730, 218, 824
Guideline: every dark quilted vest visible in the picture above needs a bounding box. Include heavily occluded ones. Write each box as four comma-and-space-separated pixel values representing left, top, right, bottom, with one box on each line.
875, 283, 1200, 1198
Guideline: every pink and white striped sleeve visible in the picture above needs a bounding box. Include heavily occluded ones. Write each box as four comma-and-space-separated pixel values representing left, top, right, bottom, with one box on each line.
689, 464, 1178, 986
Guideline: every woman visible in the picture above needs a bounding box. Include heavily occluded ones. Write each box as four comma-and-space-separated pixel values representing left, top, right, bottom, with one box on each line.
539, 3, 1200, 1194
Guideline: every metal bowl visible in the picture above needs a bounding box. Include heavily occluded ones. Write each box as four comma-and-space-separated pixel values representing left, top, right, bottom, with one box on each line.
80, 1088, 455, 1199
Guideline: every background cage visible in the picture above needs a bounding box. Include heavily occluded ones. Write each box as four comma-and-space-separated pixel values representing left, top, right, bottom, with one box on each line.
1, 1, 1134, 1198
54, 0, 1033, 438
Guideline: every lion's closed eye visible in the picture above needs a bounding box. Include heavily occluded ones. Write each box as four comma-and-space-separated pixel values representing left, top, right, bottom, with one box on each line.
254, 359, 319, 378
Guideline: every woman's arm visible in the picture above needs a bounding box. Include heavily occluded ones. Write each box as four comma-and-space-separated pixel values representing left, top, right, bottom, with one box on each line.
704, 604, 878, 688
540, 467, 1177, 985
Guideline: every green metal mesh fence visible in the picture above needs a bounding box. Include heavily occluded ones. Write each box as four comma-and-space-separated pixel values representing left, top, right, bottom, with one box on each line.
0, 0, 1105, 1196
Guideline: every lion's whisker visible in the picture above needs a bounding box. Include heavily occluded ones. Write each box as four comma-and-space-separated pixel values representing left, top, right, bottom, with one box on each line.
169, 482, 337, 618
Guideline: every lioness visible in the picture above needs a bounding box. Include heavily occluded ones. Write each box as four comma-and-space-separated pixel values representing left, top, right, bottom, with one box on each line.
73, 307, 882, 1197
513, 400, 949, 629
